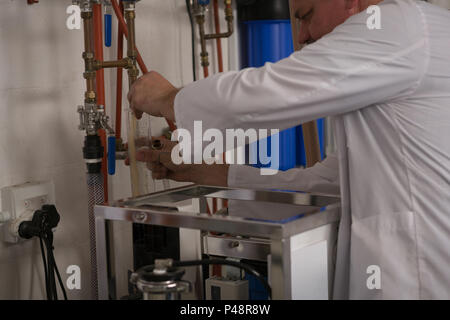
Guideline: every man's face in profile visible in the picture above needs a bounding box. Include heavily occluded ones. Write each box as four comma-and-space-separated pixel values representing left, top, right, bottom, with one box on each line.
291, 0, 359, 44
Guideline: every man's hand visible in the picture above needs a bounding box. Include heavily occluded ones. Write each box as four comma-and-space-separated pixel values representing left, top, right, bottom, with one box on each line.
125, 136, 230, 186
127, 71, 179, 121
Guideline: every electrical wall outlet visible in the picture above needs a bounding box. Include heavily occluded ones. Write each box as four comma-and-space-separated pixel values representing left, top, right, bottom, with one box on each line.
1, 181, 55, 243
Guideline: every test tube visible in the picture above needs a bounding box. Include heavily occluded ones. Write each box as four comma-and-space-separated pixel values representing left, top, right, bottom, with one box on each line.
127, 109, 150, 196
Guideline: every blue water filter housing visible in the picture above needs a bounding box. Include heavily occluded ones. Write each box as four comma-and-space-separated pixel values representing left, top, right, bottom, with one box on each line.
240, 20, 324, 168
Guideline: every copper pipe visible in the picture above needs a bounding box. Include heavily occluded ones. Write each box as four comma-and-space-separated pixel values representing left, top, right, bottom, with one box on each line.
195, 1, 234, 76
93, 4, 106, 107
125, 14, 137, 60
203, 66, 209, 78
213, 0, 224, 73
111, 0, 146, 74
204, 0, 233, 40
83, 13, 92, 54
82, 11, 96, 103
191, 4, 212, 213
204, 21, 233, 40
111, 0, 177, 132
124, 1, 140, 197
196, 12, 210, 74
124, 6, 139, 86
93, 3, 109, 202
96, 58, 132, 70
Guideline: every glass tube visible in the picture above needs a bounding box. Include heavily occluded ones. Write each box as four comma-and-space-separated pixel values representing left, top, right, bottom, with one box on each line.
127, 109, 150, 196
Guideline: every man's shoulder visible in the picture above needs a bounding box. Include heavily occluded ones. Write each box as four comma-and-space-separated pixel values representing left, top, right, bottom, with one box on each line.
344, 0, 420, 28
328, 0, 423, 45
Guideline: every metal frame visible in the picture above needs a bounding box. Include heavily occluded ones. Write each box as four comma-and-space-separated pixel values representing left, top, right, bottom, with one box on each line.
95, 185, 340, 300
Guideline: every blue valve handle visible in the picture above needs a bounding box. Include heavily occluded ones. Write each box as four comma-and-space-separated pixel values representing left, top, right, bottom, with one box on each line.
198, 0, 210, 5
104, 13, 112, 47
108, 136, 116, 175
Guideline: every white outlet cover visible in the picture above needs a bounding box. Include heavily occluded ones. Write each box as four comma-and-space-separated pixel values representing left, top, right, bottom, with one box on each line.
1, 181, 55, 243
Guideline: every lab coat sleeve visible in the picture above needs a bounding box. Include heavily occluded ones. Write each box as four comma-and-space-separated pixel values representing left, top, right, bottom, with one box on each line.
228, 153, 340, 196
173, 1, 428, 143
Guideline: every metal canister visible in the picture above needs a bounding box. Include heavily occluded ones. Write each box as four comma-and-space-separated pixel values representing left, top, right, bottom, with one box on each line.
130, 259, 191, 300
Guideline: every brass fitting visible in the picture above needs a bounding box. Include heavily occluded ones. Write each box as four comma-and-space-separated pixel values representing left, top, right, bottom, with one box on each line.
83, 52, 95, 75
80, 11, 92, 19
93, 61, 101, 71
82, 52, 94, 60
123, 57, 134, 69
125, 10, 135, 20
85, 91, 96, 101
225, 2, 233, 22
83, 71, 96, 80
127, 66, 139, 78
128, 49, 137, 60
93, 58, 133, 70
200, 52, 209, 67
195, 14, 205, 25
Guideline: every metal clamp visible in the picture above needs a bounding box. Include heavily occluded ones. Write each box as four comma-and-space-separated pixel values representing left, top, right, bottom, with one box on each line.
78, 103, 115, 136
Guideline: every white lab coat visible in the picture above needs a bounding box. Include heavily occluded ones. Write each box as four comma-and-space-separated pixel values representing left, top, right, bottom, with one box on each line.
174, 0, 450, 299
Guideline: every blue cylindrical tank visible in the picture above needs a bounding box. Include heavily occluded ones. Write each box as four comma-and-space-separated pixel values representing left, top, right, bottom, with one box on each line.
239, 1, 324, 169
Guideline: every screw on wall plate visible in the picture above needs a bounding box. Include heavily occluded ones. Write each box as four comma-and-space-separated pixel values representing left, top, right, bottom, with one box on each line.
24, 200, 30, 208
134, 212, 147, 222
229, 241, 240, 249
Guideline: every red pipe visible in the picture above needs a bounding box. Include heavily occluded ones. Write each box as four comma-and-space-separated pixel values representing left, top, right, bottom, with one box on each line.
115, 1, 124, 140
203, 66, 209, 78
213, 0, 224, 73
110, 0, 176, 132
93, 4, 109, 202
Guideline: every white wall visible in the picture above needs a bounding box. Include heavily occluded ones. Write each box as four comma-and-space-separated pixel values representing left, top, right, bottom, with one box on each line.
0, 0, 199, 300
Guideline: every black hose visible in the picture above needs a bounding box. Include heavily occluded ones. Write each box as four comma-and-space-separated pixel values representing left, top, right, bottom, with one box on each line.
173, 259, 272, 299
52, 251, 68, 300
39, 236, 50, 300
44, 237, 58, 300
41, 231, 68, 300
186, 0, 197, 81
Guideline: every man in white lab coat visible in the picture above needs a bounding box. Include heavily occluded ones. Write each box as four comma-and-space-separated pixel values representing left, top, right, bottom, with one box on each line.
128, 0, 450, 299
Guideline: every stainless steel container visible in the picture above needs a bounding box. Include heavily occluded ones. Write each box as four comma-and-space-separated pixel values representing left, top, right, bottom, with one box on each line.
130, 259, 191, 300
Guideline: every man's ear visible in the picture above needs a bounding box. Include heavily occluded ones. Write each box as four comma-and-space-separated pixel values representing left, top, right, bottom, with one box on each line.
345, 0, 360, 15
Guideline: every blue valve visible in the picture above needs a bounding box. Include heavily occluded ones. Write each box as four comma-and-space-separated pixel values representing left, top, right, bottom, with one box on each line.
104, 13, 112, 47
107, 136, 116, 175
104, 2, 112, 48
198, 0, 210, 5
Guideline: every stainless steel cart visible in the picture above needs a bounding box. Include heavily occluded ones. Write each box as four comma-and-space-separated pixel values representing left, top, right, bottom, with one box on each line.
94, 185, 341, 300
